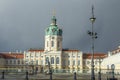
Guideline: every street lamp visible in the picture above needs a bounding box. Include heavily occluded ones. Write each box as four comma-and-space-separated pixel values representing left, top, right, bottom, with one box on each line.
48, 61, 52, 80
111, 64, 115, 79
98, 57, 102, 80
88, 5, 97, 80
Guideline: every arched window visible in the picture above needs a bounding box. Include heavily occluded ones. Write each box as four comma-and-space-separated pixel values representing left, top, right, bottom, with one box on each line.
51, 57, 54, 64
46, 57, 49, 64
51, 41, 54, 47
57, 41, 60, 47
56, 57, 59, 64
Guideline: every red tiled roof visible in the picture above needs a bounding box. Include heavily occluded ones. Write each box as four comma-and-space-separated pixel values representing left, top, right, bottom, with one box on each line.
111, 47, 120, 55
0, 53, 24, 59
83, 53, 107, 59
28, 49, 80, 52
62, 49, 79, 52
28, 49, 44, 52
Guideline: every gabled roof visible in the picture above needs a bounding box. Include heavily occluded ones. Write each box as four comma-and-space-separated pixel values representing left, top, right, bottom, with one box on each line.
83, 53, 107, 59
0, 52, 23, 59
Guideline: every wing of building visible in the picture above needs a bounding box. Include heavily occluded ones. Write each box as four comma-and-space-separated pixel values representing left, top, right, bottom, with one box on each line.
101, 46, 120, 71
0, 52, 24, 72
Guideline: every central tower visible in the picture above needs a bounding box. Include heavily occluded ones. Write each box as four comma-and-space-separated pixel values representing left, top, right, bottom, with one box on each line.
44, 16, 62, 51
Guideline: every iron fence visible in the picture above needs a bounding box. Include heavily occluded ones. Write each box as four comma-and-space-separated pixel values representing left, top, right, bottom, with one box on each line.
0, 68, 119, 80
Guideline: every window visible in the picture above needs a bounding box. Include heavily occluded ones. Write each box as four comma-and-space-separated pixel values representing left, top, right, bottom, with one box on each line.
36, 60, 38, 65
6, 60, 8, 64
78, 60, 80, 65
46, 57, 49, 64
41, 60, 43, 65
22, 60, 24, 64
63, 60, 65, 66
68, 60, 70, 65
57, 41, 60, 47
56, 57, 59, 64
95, 61, 97, 65
18, 60, 20, 64
51, 57, 54, 64
87, 61, 90, 65
51, 41, 54, 47
14, 60, 16, 64
10, 60, 12, 64
73, 60, 75, 65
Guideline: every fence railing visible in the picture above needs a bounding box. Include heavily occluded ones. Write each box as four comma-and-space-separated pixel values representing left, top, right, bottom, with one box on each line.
0, 68, 119, 80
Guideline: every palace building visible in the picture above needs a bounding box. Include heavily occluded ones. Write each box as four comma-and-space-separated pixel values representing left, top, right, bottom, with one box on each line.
24, 15, 83, 73
2, 15, 120, 74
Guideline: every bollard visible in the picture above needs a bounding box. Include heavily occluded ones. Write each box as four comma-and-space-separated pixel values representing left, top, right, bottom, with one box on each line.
98, 71, 101, 80
74, 72, 77, 80
1, 71, 4, 79
26, 71, 29, 80
49, 69, 52, 80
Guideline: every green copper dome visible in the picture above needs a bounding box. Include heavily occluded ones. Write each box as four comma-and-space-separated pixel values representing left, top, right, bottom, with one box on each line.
45, 16, 62, 36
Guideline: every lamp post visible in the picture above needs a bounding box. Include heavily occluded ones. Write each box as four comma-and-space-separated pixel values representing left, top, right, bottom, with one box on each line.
111, 64, 115, 79
98, 57, 102, 80
25, 61, 29, 80
48, 61, 52, 80
88, 5, 97, 80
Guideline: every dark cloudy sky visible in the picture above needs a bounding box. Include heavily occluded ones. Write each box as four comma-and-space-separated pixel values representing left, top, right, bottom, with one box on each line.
0, 0, 120, 53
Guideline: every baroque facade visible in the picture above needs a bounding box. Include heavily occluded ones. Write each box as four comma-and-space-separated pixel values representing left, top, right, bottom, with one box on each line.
24, 16, 83, 73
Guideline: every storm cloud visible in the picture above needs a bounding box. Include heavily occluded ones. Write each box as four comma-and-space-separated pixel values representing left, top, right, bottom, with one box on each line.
0, 0, 120, 53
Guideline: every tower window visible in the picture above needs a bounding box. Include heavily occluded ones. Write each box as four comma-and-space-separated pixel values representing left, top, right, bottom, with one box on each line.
51, 41, 54, 47
57, 41, 60, 47
56, 57, 59, 64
